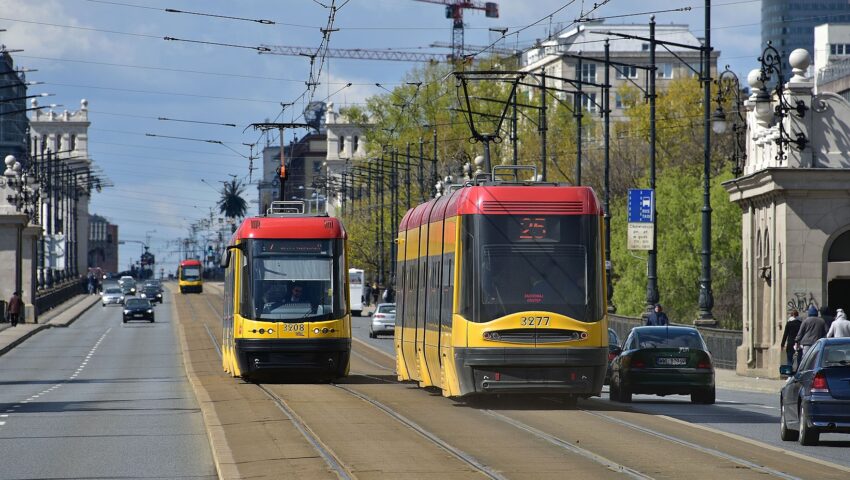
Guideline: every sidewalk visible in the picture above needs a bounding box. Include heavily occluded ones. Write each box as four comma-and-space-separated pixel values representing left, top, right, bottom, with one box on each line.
714, 367, 787, 394
0, 294, 101, 357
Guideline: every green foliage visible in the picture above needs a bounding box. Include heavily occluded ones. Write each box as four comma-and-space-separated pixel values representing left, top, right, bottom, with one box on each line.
217, 178, 248, 220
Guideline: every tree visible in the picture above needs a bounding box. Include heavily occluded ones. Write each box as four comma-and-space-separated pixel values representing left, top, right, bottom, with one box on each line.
217, 178, 248, 221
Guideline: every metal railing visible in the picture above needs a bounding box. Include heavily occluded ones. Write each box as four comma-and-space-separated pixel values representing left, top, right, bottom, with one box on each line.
34, 277, 86, 321
608, 314, 741, 369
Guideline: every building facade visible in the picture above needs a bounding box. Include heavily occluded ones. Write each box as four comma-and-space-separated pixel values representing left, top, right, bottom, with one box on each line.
29, 99, 94, 286
725, 49, 850, 377
520, 20, 718, 122
0, 51, 28, 160
88, 214, 118, 273
325, 102, 367, 216
814, 23, 850, 98
763, 0, 850, 79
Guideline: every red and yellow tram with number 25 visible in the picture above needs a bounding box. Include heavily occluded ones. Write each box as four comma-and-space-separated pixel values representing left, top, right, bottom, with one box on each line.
219, 201, 352, 379
395, 169, 608, 399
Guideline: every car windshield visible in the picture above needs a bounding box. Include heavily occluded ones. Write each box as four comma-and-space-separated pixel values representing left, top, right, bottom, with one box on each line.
125, 299, 150, 308
823, 345, 850, 366
608, 329, 619, 345
377, 305, 396, 314
105, 287, 121, 294
635, 329, 706, 350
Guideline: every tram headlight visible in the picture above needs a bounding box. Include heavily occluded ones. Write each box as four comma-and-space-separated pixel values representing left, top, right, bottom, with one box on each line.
313, 328, 320, 334
483, 331, 500, 341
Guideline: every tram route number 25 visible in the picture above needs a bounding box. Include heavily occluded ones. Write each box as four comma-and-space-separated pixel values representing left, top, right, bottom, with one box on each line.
520, 316, 550, 326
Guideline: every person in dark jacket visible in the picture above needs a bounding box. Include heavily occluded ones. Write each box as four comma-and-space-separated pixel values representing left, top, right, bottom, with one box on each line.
780, 309, 802, 366
7, 291, 23, 327
646, 304, 669, 326
795, 305, 827, 357
363, 283, 373, 307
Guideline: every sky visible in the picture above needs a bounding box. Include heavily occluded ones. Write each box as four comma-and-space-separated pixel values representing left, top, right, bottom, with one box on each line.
2, 0, 762, 271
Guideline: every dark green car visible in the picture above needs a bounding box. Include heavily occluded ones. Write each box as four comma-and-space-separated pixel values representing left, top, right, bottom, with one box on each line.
609, 326, 715, 404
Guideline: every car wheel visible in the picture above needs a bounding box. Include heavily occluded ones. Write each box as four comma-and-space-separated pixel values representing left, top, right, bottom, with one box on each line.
780, 400, 799, 441
122, 318, 127, 324
369, 331, 376, 339
798, 402, 819, 446
691, 387, 715, 404
619, 381, 632, 403
609, 381, 619, 401
150, 318, 155, 323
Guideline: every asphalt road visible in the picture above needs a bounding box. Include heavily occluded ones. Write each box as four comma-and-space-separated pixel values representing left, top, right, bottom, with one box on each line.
0, 295, 216, 480
351, 312, 850, 469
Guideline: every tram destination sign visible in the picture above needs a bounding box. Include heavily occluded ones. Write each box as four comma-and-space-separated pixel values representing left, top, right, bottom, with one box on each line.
627, 189, 654, 250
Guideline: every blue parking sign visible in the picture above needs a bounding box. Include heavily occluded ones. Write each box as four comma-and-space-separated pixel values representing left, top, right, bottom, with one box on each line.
628, 189, 654, 223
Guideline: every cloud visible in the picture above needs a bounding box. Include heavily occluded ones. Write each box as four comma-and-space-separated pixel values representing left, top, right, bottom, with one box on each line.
1, 0, 112, 59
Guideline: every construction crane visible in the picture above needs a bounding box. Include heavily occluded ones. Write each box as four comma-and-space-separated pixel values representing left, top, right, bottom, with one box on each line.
414, 0, 499, 60
260, 44, 450, 62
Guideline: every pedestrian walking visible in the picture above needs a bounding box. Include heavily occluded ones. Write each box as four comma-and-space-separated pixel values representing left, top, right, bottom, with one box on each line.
363, 283, 372, 307
7, 291, 23, 327
827, 308, 850, 338
645, 304, 669, 326
780, 310, 802, 367
795, 305, 827, 357
87, 273, 95, 295
371, 283, 379, 306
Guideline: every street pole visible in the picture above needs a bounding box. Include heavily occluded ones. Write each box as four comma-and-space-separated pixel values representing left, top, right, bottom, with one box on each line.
432, 128, 438, 197
576, 56, 583, 186
405, 143, 411, 211
379, 155, 385, 286
697, 0, 715, 324
512, 86, 518, 165
418, 138, 425, 202
604, 39, 615, 313
646, 16, 660, 314
539, 68, 547, 181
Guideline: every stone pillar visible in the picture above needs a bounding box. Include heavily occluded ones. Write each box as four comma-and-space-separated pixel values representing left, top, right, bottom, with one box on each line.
22, 224, 41, 322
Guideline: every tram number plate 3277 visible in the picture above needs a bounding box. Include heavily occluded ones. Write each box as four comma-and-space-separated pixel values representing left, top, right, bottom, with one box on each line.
282, 323, 305, 333
520, 316, 550, 326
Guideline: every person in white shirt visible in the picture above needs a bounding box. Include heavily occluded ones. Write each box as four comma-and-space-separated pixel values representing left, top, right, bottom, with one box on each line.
827, 308, 850, 338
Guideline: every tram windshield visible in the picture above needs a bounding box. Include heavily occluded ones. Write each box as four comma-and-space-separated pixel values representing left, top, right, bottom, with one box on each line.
460, 214, 603, 323
181, 266, 201, 281
245, 239, 346, 322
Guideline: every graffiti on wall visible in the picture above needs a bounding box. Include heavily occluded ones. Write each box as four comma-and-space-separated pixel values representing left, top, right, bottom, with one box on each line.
787, 292, 819, 314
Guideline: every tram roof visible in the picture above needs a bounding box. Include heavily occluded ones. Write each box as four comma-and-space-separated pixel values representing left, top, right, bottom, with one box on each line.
402, 184, 601, 230
179, 259, 202, 266
231, 215, 346, 241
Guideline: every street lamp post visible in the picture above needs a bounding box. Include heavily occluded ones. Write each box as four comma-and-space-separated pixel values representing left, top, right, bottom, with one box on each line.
697, 0, 716, 325
712, 66, 747, 176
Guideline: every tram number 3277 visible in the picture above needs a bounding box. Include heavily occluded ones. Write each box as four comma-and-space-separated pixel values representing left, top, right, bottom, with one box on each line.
520, 316, 550, 326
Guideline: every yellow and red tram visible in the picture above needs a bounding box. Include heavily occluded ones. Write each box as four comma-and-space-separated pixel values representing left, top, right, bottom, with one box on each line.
395, 179, 608, 399
178, 259, 203, 294
220, 202, 351, 379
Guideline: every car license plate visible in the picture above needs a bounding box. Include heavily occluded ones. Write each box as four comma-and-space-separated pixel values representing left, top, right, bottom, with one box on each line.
656, 357, 687, 366
134, 313, 143, 318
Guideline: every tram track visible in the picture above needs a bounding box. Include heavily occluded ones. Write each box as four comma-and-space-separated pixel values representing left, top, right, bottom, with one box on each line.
191, 290, 502, 480
185, 289, 846, 480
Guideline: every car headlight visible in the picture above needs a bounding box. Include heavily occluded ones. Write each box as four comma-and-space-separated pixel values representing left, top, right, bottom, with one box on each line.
140, 293, 146, 298
123, 310, 130, 315
130, 288, 136, 293
119, 296, 125, 301
146, 309, 153, 314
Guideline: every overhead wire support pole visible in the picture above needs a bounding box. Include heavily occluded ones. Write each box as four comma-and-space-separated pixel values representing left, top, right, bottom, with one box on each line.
512, 86, 518, 166
575, 56, 583, 185
604, 39, 615, 313
250, 122, 310, 202
698, 0, 715, 324
406, 143, 412, 211
540, 67, 547, 181
419, 138, 425, 202
646, 16, 659, 315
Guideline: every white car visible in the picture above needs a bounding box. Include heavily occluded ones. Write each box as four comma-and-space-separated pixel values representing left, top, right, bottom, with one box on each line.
369, 303, 396, 338
101, 287, 125, 306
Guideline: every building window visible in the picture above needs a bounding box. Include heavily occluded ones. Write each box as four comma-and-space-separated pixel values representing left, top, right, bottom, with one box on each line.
687, 62, 701, 78
580, 63, 597, 83
337, 137, 344, 153
352, 136, 359, 153
641, 43, 649, 51
582, 93, 598, 113
615, 93, 629, 110
616, 65, 638, 79
70, 135, 76, 151
657, 63, 674, 79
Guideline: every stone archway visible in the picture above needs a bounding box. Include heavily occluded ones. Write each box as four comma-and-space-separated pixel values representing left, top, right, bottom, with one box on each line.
827, 229, 850, 313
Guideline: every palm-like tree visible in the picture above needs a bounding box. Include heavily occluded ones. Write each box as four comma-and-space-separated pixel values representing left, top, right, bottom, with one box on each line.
217, 178, 248, 221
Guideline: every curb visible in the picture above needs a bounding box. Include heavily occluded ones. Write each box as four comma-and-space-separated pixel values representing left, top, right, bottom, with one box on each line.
172, 288, 231, 480
46, 297, 100, 328
0, 324, 51, 357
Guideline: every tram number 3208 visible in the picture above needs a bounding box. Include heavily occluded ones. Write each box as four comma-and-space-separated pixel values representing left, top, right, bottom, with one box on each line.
282, 323, 305, 333
520, 316, 550, 326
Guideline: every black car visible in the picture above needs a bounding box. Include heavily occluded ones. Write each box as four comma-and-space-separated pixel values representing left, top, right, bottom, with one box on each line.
123, 298, 155, 323
609, 326, 715, 404
121, 280, 137, 296
779, 338, 850, 445
605, 328, 622, 385
139, 285, 163, 303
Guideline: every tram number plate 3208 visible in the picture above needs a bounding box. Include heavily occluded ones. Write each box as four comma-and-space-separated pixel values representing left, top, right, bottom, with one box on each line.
282, 323, 305, 333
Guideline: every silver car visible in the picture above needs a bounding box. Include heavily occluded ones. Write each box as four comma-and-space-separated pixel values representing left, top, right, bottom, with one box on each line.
369, 303, 396, 338
101, 286, 125, 306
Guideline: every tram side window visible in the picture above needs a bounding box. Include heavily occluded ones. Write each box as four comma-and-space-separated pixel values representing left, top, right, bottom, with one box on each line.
239, 252, 252, 319
441, 256, 453, 327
